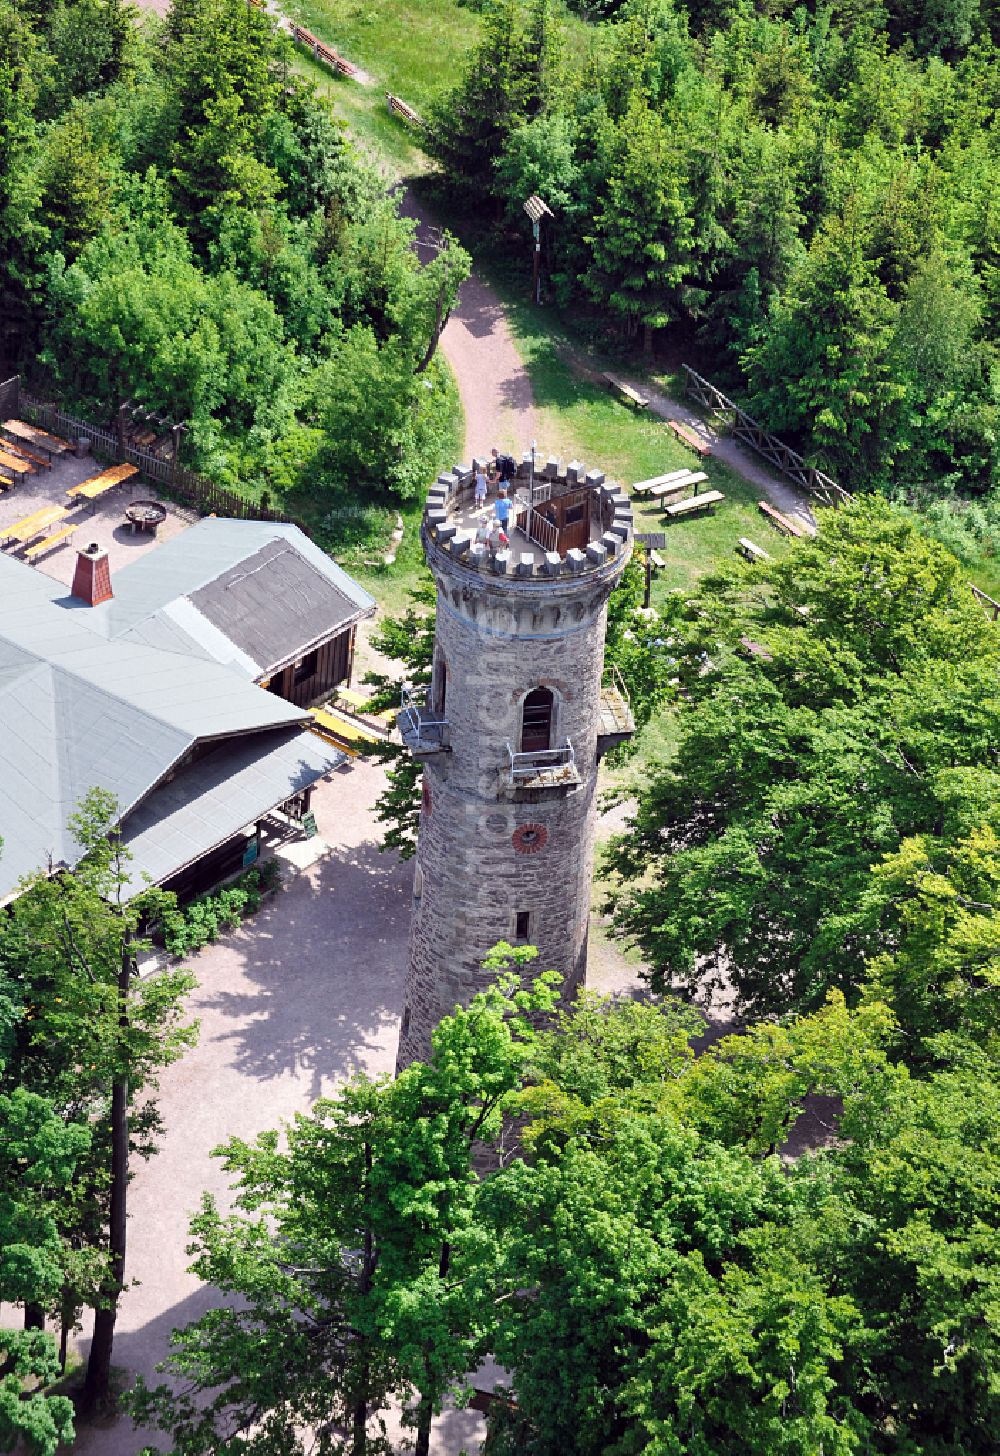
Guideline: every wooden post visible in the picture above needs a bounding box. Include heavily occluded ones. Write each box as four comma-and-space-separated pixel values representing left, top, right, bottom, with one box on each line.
644, 548, 652, 609
116, 402, 128, 459
171, 422, 184, 487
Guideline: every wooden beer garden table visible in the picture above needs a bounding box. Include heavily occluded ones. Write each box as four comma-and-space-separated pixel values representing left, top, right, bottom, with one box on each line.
66, 463, 139, 501
3, 419, 72, 457
2, 504, 70, 546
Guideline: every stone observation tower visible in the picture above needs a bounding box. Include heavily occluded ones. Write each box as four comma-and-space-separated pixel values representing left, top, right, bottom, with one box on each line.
395, 452, 635, 1069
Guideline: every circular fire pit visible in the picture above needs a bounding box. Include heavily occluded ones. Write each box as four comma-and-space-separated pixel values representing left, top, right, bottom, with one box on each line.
125, 499, 168, 535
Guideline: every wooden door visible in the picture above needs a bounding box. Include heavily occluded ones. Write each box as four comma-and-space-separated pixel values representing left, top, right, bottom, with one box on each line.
521, 687, 554, 752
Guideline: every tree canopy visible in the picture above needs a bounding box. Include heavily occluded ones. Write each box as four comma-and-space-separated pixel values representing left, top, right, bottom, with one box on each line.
608, 498, 1000, 1020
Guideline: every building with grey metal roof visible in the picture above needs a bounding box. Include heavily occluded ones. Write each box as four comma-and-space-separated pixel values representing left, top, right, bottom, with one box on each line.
0, 521, 376, 902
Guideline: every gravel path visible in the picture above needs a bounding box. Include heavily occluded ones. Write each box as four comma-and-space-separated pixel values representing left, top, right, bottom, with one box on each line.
396, 190, 536, 460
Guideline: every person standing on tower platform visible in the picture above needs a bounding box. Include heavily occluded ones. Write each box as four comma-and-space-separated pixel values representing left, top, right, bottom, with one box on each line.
495, 486, 512, 536
475, 466, 488, 510
492, 446, 518, 486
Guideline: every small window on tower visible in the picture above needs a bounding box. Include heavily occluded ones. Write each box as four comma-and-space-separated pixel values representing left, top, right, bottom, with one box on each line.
401, 1006, 411, 1038
514, 910, 530, 942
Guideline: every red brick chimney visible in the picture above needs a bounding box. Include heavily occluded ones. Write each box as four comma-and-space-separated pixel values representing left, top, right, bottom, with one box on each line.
71, 542, 113, 606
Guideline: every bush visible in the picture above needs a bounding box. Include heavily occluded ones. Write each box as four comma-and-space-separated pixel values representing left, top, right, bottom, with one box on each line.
161, 861, 280, 958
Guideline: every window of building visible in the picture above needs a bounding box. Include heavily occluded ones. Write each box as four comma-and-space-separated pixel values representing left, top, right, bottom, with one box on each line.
294, 649, 319, 685
514, 910, 531, 941
521, 687, 554, 752
433, 654, 447, 716
563, 502, 585, 526
401, 1006, 411, 1038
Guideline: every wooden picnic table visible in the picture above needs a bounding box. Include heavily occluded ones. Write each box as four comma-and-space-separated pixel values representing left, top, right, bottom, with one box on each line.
632, 469, 695, 496
0, 448, 34, 477
3, 419, 71, 456
650, 471, 707, 499
3, 504, 70, 545
66, 463, 138, 501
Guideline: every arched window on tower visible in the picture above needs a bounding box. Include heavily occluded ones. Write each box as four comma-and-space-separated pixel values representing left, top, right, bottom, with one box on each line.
520, 687, 554, 753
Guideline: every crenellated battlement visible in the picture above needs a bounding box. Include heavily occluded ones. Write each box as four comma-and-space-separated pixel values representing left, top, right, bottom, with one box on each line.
422, 454, 633, 581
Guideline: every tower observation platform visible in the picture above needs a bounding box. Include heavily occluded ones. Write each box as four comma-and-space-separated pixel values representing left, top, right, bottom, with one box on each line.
395, 451, 635, 1069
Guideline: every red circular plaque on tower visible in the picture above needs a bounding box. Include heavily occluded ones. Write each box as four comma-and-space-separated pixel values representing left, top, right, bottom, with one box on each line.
512, 822, 548, 855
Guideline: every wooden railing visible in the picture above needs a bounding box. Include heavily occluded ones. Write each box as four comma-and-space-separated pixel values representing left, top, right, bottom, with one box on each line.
971, 584, 1000, 622
681, 365, 851, 507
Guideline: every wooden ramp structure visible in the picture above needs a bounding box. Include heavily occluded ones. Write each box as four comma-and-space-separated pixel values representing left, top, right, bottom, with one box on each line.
682, 365, 850, 507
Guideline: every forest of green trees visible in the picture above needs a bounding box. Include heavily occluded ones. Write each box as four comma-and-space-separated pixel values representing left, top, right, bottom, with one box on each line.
433, 0, 1000, 515
2, 1, 999, 1454
0, 0, 468, 507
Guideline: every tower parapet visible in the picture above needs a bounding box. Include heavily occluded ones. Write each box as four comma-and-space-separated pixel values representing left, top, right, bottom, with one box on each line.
396, 453, 634, 1069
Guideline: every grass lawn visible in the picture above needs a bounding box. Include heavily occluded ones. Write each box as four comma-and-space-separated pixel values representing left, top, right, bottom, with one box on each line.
284, 0, 480, 108
290, 52, 430, 179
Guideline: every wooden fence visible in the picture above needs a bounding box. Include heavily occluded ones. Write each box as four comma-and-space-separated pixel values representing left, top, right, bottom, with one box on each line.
0, 375, 20, 419
681, 364, 851, 507
19, 391, 314, 535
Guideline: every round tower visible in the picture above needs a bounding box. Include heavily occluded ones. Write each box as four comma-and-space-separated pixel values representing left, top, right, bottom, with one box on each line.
395, 453, 634, 1069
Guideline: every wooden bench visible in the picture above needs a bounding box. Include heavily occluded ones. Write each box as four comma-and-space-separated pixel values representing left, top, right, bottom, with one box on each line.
1, 437, 51, 470
757, 500, 809, 538
310, 705, 379, 756
604, 373, 649, 410
0, 468, 13, 492
386, 93, 426, 128
664, 490, 725, 521
737, 537, 770, 563
292, 24, 359, 77
0, 448, 33, 476
24, 523, 76, 559
668, 419, 712, 456
336, 685, 371, 711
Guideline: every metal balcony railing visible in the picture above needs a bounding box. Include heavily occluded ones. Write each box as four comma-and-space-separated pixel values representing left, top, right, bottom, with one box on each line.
398, 685, 449, 752
503, 738, 576, 785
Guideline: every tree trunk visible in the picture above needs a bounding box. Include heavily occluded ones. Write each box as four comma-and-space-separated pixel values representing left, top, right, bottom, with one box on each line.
415, 292, 451, 375
413, 1395, 434, 1456
350, 1142, 376, 1456
643, 322, 653, 356
81, 939, 132, 1414
59, 1301, 70, 1374
414, 1238, 452, 1456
